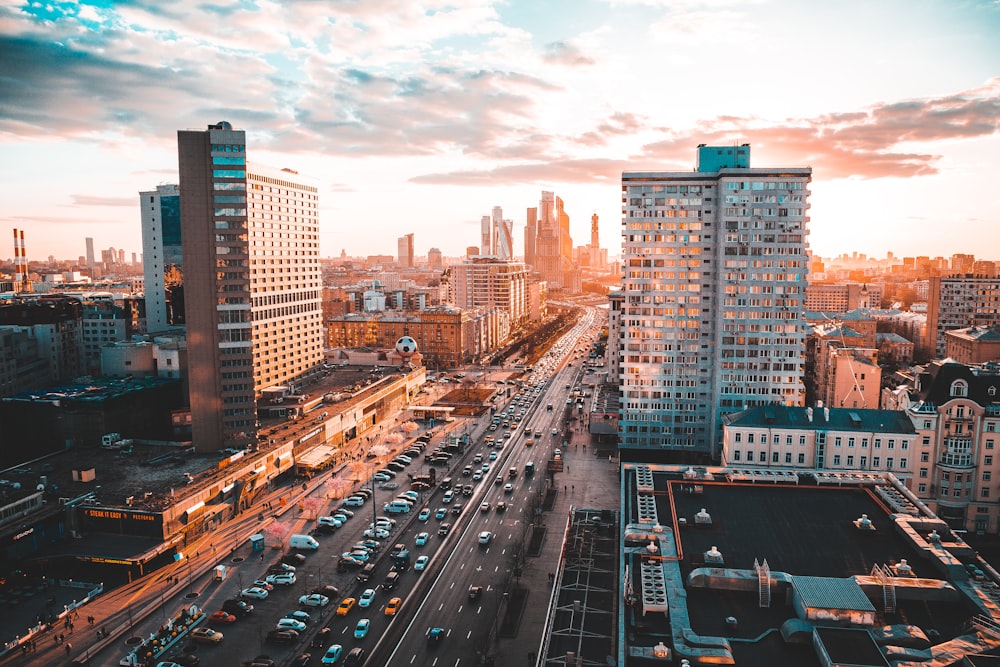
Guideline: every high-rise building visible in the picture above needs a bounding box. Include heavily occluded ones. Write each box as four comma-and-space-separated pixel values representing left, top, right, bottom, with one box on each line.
178, 121, 323, 452
533, 191, 580, 291
926, 275, 1000, 357
524, 207, 537, 267
618, 145, 811, 457
443, 257, 530, 325
481, 215, 493, 255
496, 214, 513, 260
397, 233, 415, 268
140, 183, 183, 332
85, 237, 95, 274
427, 247, 443, 269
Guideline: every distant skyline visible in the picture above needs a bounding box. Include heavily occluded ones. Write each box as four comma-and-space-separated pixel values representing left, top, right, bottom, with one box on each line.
1, 0, 999, 264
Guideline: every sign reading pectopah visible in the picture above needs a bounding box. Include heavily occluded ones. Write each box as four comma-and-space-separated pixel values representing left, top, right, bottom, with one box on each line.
81, 507, 164, 538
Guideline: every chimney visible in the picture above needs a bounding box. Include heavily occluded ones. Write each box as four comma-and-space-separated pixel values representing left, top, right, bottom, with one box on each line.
806, 407, 813, 422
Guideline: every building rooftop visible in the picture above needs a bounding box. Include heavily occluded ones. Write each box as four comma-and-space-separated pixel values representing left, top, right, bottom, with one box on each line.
723, 405, 915, 435
620, 465, 1000, 667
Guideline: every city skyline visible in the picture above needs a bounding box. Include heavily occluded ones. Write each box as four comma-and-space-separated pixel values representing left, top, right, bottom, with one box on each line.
1, 0, 999, 263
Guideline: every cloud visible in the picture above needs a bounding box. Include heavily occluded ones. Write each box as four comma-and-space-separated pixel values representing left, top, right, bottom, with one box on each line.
542, 41, 596, 66
415, 78, 1000, 184
68, 195, 136, 207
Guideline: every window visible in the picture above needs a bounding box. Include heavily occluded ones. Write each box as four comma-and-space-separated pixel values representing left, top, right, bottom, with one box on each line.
848, 438, 855, 448
874, 439, 881, 449
986, 455, 994, 466
847, 456, 854, 466
873, 457, 881, 468
835, 437, 842, 447
951, 380, 968, 397
860, 456, 867, 467
735, 432, 741, 443
833, 455, 842, 466
982, 488, 991, 498
899, 458, 906, 469
797, 453, 805, 464
984, 471, 992, 482
922, 436, 931, 446
786, 435, 792, 445
747, 450, 753, 461
921, 452, 929, 462
772, 452, 779, 463
861, 438, 869, 448
733, 450, 741, 461
799, 435, 806, 445
918, 483, 927, 493
759, 451, 766, 462
886, 457, 894, 470
988, 439, 995, 449
920, 468, 928, 478
748, 433, 755, 444
785, 452, 792, 463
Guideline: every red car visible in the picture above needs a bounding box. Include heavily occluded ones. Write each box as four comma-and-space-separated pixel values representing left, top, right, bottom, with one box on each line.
209, 610, 237, 623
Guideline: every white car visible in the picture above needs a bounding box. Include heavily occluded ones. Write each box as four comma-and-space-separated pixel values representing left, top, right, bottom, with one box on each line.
358, 588, 376, 608
414, 555, 430, 571
298, 593, 330, 607
266, 573, 296, 586
276, 617, 307, 632
241, 587, 269, 600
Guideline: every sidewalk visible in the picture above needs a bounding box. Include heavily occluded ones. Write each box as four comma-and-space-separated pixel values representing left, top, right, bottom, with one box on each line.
493, 426, 620, 666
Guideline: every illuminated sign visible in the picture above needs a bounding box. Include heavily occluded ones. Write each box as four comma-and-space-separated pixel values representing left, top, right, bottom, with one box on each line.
83, 508, 157, 522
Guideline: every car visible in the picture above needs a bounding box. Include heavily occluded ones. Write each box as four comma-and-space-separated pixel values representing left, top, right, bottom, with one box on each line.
321, 645, 343, 665
284, 610, 311, 624
396, 455, 413, 464
190, 627, 224, 644
290, 654, 312, 667
336, 508, 355, 518
480, 502, 490, 512
267, 563, 296, 573
312, 585, 339, 598
463, 484, 474, 496
438, 522, 452, 536
342, 496, 365, 507
241, 587, 269, 600
451, 503, 464, 514
481, 463, 490, 471
251, 580, 275, 591
156, 661, 184, 667
414, 555, 430, 571
442, 490, 454, 503
298, 593, 330, 607
463, 465, 473, 476
337, 556, 364, 570
344, 648, 366, 666
352, 542, 377, 554
468, 585, 483, 600
479, 531, 492, 545
473, 453, 483, 463
496, 501, 507, 512
373, 472, 391, 482
504, 483, 514, 494
336, 597, 357, 616
354, 618, 370, 639
495, 475, 504, 485
276, 618, 307, 633
265, 629, 299, 645
417, 508, 431, 521
427, 627, 445, 645
342, 550, 370, 562
435, 507, 448, 520
222, 599, 253, 616
358, 588, 376, 608
363, 527, 390, 539
357, 539, 381, 552
385, 596, 402, 616
489, 451, 498, 461
209, 610, 236, 623
415, 532, 430, 546
266, 572, 297, 586
318, 515, 343, 527
164, 654, 200, 666
552, 428, 558, 435
472, 470, 483, 481
554, 448, 562, 457
400, 490, 419, 502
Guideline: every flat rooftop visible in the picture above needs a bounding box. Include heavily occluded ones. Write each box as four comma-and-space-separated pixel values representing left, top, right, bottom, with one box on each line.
621, 466, 1000, 667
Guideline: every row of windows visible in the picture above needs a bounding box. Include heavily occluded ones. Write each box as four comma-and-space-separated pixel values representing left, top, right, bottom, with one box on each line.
723, 181, 805, 191
626, 185, 704, 195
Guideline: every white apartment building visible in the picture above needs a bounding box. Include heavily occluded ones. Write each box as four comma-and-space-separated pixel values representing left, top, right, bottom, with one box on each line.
139, 183, 182, 332
444, 257, 530, 326
618, 145, 811, 457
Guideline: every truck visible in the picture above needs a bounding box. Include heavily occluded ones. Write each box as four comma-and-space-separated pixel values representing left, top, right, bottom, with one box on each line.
391, 548, 411, 571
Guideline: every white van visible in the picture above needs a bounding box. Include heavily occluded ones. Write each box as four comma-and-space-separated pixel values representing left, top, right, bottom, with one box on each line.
383, 500, 412, 514
289, 534, 320, 551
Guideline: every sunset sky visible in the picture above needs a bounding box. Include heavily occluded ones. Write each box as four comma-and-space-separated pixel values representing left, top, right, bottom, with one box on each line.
1, 0, 999, 264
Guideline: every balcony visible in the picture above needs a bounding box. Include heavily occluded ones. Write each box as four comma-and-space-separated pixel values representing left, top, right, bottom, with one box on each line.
938, 452, 974, 468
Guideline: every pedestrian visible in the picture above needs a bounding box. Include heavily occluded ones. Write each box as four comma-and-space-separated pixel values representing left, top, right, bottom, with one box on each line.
58, 633, 64, 644
572, 484, 575, 491
65, 642, 72, 654
53, 636, 59, 646
30, 640, 36, 652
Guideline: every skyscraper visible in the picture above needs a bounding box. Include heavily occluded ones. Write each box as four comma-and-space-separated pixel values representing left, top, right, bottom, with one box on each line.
618, 145, 811, 457
495, 213, 513, 260
140, 183, 183, 332
178, 121, 323, 452
524, 207, 537, 267
481, 215, 492, 255
397, 233, 415, 268
533, 191, 580, 291
85, 237, 95, 274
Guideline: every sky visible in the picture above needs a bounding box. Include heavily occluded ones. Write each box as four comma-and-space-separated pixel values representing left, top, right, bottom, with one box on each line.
1, 0, 999, 265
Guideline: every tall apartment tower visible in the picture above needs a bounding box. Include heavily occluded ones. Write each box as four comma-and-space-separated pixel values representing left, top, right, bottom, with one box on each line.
85, 237, 95, 274
178, 121, 323, 452
140, 183, 183, 332
618, 145, 811, 457
495, 213, 513, 260
524, 207, 537, 267
397, 233, 414, 268
480, 215, 493, 255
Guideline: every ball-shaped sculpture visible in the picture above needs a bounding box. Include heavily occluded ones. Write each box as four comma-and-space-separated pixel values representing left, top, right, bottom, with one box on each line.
395, 336, 418, 358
